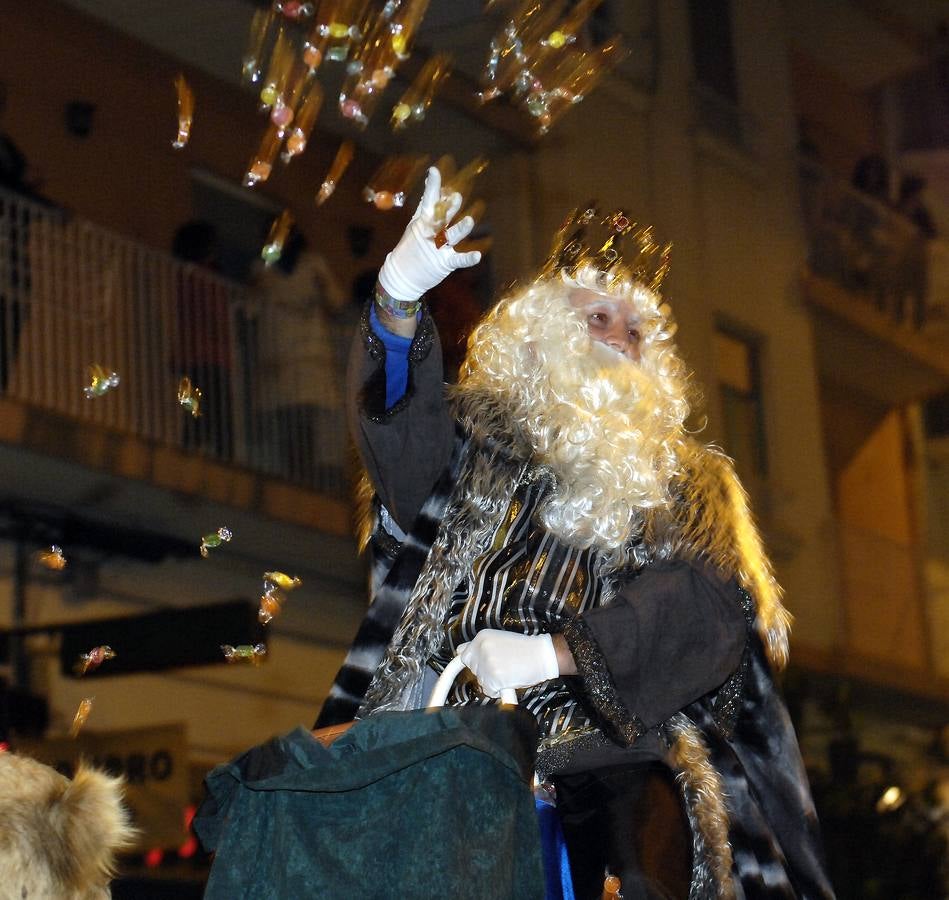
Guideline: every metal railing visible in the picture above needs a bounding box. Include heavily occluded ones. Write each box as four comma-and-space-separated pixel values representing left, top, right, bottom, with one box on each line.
0, 188, 353, 497
799, 158, 949, 330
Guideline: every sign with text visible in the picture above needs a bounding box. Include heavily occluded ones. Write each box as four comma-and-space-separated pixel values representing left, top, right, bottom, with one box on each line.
17, 722, 189, 848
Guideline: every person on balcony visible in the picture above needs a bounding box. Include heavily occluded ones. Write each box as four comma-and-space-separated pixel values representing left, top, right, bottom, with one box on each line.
0, 80, 52, 394
316, 168, 835, 898
171, 219, 234, 461
896, 174, 937, 329
253, 227, 347, 488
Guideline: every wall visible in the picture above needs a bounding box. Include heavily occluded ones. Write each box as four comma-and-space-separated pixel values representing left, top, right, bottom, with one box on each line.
1, 0, 406, 290
488, 0, 840, 653
789, 46, 884, 178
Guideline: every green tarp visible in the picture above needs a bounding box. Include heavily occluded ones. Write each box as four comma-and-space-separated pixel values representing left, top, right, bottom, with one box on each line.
194, 706, 545, 899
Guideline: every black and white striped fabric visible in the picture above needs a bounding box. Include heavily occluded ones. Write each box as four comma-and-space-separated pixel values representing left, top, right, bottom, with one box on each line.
314, 429, 468, 728
429, 476, 604, 740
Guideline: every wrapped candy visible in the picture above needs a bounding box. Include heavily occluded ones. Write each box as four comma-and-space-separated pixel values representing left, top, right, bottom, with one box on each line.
390, 53, 452, 131
478, 0, 623, 134
258, 586, 285, 624
315, 139, 354, 205
261, 209, 294, 266
274, 0, 315, 21
338, 0, 431, 127
242, 7, 277, 83
34, 545, 67, 570
363, 154, 429, 210
258, 27, 295, 110
281, 80, 323, 160
221, 643, 267, 665
258, 571, 301, 624
69, 698, 94, 738
83, 364, 120, 399
243, 123, 284, 186
178, 376, 201, 418
529, 39, 626, 134
602, 874, 622, 899
433, 156, 489, 225
75, 645, 117, 676
172, 74, 194, 149
479, 0, 550, 101
199, 526, 233, 558
263, 571, 302, 591
303, 0, 371, 70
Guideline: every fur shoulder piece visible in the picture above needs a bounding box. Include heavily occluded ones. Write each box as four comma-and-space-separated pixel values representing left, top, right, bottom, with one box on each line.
447, 383, 535, 465
651, 438, 792, 669
0, 752, 137, 899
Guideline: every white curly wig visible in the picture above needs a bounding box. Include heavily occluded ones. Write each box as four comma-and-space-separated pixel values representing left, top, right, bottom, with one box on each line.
458, 266, 692, 549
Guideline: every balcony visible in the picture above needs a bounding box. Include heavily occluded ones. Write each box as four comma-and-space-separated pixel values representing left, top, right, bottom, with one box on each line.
0, 187, 354, 534
799, 158, 949, 406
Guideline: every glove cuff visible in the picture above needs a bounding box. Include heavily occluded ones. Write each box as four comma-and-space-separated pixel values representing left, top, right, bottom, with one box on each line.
378, 252, 423, 303
537, 634, 561, 681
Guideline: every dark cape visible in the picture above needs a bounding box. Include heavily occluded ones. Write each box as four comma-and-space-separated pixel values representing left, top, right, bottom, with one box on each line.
318, 304, 835, 899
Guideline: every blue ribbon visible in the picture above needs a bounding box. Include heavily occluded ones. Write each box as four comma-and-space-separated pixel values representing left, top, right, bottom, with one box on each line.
535, 793, 575, 900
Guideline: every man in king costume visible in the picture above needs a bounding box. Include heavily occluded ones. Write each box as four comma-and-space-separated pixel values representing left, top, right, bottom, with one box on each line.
316, 168, 835, 899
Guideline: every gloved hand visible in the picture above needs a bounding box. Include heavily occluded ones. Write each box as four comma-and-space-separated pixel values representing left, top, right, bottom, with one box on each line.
378, 166, 482, 303
456, 630, 561, 699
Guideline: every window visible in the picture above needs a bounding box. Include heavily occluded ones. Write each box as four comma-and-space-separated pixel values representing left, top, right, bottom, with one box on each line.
688, 0, 738, 101
715, 326, 768, 488
688, 0, 745, 147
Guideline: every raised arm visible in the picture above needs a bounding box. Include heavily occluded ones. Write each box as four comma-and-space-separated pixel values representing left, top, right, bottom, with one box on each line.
348, 167, 482, 532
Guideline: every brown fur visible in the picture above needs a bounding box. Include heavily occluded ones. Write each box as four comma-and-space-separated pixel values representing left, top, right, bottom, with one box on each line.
650, 438, 792, 670
0, 752, 136, 899
667, 714, 736, 899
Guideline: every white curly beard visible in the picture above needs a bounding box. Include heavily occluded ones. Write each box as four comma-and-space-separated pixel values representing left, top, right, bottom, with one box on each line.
460, 282, 690, 550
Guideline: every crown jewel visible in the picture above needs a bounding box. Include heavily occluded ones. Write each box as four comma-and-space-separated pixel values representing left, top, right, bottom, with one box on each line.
541, 205, 672, 293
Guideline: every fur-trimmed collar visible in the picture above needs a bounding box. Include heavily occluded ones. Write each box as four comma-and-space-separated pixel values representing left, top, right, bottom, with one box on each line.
446, 381, 792, 669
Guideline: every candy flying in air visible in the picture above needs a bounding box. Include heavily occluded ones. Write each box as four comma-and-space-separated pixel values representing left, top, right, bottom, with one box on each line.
200, 527, 233, 558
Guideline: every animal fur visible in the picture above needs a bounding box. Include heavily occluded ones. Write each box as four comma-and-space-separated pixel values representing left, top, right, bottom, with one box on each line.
0, 751, 136, 899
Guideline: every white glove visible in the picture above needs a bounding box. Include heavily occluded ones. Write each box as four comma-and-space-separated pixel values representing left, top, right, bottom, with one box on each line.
456, 630, 560, 699
378, 166, 482, 303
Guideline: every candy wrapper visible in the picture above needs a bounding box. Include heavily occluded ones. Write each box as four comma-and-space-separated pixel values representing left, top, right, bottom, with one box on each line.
199, 526, 233, 558
363, 154, 429, 210
34, 545, 67, 571
303, 0, 372, 70
261, 209, 294, 266
274, 0, 315, 22
529, 39, 626, 134
315, 139, 355, 205
338, 0, 432, 127
221, 643, 267, 665
178, 376, 201, 418
69, 698, 94, 738
259, 26, 295, 111
242, 7, 277, 83
172, 74, 194, 149
258, 587, 285, 624
390, 53, 452, 131
258, 571, 301, 624
282, 80, 323, 159
75, 645, 117, 676
244, 123, 284, 187
83, 364, 120, 399
433, 156, 489, 225
479, 0, 624, 134
263, 571, 302, 591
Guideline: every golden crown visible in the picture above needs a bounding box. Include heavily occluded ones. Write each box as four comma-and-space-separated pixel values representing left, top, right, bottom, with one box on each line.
540, 205, 672, 293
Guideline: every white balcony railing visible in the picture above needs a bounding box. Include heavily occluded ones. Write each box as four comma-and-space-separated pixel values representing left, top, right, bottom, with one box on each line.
0, 188, 352, 496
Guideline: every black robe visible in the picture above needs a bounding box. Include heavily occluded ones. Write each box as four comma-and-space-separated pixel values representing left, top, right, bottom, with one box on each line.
319, 302, 835, 899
